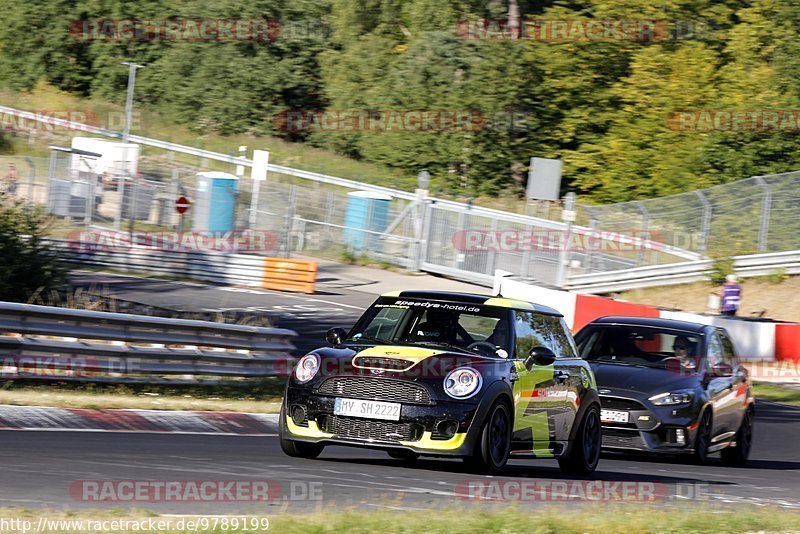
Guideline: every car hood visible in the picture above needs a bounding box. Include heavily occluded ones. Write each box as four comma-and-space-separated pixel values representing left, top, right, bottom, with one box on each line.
309, 343, 503, 380
590, 362, 697, 395
354, 345, 445, 365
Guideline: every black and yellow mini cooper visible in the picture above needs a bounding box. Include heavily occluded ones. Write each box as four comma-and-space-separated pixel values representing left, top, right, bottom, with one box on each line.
279, 291, 601, 474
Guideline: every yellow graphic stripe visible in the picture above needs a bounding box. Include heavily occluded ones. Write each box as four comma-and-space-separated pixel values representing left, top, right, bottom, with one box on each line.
286, 418, 334, 439
400, 432, 467, 450
354, 345, 444, 365
381, 290, 403, 297
512, 360, 556, 455
483, 297, 535, 310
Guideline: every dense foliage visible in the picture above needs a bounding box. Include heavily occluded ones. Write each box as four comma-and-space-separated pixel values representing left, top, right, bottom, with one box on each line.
1, 0, 798, 201
0, 199, 66, 301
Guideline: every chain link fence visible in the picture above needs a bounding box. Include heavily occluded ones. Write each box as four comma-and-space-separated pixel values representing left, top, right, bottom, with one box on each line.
3, 149, 799, 287
573, 171, 800, 275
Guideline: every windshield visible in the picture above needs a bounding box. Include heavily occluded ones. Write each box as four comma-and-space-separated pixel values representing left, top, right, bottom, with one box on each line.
577, 325, 702, 369
348, 297, 512, 357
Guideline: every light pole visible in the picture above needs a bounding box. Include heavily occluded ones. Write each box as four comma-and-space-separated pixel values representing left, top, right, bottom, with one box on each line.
121, 62, 144, 142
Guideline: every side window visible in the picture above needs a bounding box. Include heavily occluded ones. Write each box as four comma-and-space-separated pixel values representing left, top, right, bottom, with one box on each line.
707, 333, 724, 367
577, 329, 602, 359
513, 312, 574, 359
513, 311, 547, 359
719, 331, 737, 364
458, 315, 499, 342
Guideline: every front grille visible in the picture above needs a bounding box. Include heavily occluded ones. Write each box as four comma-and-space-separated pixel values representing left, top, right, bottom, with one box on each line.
353, 356, 413, 372
320, 415, 422, 442
317, 377, 432, 404
602, 428, 646, 449
600, 396, 647, 411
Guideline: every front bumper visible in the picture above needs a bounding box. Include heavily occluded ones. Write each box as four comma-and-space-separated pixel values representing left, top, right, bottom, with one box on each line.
599, 394, 700, 454
282, 386, 481, 456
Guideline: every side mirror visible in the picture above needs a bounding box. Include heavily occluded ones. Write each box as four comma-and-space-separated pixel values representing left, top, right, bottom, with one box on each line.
707, 361, 733, 377
326, 327, 347, 346
524, 346, 556, 369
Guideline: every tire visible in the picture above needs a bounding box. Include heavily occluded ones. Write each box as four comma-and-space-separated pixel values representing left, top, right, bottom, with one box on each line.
693, 408, 713, 464
387, 450, 420, 461
721, 407, 754, 466
464, 401, 511, 474
279, 403, 324, 459
559, 404, 601, 476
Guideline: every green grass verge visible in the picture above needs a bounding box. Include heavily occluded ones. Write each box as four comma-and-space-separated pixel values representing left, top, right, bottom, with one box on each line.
753, 382, 800, 407
0, 380, 284, 413
2, 505, 800, 533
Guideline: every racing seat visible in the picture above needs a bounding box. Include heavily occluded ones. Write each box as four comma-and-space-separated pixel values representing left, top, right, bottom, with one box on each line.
411, 321, 446, 342
486, 318, 510, 351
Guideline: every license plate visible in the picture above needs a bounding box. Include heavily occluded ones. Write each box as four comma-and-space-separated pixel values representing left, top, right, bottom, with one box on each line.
334, 398, 401, 421
601, 409, 629, 423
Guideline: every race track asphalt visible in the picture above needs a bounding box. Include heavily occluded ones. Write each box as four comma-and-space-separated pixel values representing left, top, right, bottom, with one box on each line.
2, 272, 796, 513
1, 401, 799, 512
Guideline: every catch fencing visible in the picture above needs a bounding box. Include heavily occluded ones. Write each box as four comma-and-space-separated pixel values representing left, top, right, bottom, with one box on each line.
10, 150, 798, 289
1, 104, 798, 289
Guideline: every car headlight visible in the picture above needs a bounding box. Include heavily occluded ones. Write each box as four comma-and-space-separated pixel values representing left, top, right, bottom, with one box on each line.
294, 354, 320, 383
649, 390, 694, 406
444, 367, 482, 399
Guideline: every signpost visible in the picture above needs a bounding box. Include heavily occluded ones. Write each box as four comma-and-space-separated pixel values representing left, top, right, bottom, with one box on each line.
176, 196, 191, 232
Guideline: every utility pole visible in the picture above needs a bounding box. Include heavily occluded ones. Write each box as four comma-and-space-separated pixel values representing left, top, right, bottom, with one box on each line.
121, 62, 145, 142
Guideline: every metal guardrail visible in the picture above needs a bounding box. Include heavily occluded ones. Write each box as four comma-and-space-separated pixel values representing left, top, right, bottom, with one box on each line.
0, 301, 297, 383
49, 238, 266, 287
565, 250, 800, 293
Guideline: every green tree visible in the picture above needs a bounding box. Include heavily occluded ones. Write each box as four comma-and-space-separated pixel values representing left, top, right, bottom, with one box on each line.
0, 200, 66, 302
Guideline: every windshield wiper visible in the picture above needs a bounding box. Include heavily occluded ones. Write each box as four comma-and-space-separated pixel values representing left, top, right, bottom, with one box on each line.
345, 335, 390, 345
592, 359, 655, 368
406, 340, 471, 354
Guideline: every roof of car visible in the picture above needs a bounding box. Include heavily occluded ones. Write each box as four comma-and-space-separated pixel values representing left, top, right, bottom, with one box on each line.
587, 315, 710, 334
380, 290, 563, 316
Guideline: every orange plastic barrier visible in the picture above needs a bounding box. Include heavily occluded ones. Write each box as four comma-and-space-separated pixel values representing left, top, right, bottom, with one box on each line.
573, 294, 660, 332
262, 258, 318, 294
775, 324, 800, 363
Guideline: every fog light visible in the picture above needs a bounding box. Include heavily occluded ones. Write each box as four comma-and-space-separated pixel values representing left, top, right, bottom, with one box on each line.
436, 419, 458, 439
291, 405, 307, 426
676, 428, 686, 446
